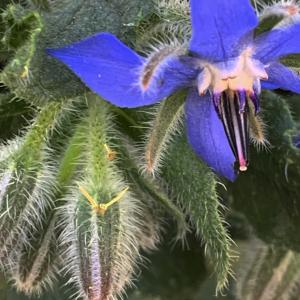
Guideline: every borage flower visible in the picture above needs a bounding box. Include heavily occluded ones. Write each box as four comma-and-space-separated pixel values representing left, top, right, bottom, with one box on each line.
47, 0, 300, 181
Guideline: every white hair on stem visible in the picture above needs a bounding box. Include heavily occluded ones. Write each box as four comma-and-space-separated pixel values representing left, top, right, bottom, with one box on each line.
255, 0, 300, 25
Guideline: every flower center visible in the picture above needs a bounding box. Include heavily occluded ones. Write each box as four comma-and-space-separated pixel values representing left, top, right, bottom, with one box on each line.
197, 48, 268, 96
197, 49, 268, 173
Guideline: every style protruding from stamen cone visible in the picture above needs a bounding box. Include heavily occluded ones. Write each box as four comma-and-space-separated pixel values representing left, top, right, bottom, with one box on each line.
239, 165, 248, 172
79, 185, 129, 216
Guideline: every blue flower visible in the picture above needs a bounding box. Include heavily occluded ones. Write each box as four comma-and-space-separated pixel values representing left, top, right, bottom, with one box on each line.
47, 0, 300, 181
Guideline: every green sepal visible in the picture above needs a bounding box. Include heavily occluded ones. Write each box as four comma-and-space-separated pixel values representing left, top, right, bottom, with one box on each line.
162, 133, 234, 293
255, 15, 284, 35
12, 214, 59, 296
118, 138, 188, 240
56, 120, 87, 188
0, 101, 70, 264
10, 116, 87, 296
135, 0, 191, 48
281, 54, 300, 70
1, 5, 42, 52
144, 90, 186, 175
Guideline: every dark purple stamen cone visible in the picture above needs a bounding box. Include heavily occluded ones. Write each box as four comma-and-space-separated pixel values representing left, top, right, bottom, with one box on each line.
215, 90, 250, 172
249, 92, 260, 114
213, 93, 222, 116
239, 90, 247, 113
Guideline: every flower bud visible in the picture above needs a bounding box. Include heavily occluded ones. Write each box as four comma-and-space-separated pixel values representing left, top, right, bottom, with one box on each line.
60, 97, 152, 300
0, 101, 72, 266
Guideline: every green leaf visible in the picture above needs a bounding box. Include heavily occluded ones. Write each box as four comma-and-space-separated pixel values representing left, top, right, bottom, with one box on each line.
0, 1, 155, 105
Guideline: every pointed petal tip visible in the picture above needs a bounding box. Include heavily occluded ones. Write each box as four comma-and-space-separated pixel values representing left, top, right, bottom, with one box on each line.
45, 47, 56, 56
225, 169, 239, 182
45, 47, 71, 60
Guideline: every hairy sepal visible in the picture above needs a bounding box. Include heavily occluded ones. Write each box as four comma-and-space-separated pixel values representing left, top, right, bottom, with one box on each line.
10, 108, 87, 296
119, 138, 187, 242
162, 133, 235, 294
144, 90, 186, 176
0, 101, 72, 268
60, 96, 151, 300
136, 0, 191, 49
255, 0, 300, 31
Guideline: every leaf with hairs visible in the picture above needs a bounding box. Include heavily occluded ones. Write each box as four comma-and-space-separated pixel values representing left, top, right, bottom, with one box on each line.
0, 0, 155, 105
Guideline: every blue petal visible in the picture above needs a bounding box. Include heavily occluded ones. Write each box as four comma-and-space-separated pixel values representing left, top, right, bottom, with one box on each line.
294, 133, 300, 148
47, 33, 197, 108
189, 0, 258, 61
185, 89, 237, 181
262, 62, 300, 93
254, 23, 300, 63
261, 81, 280, 90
